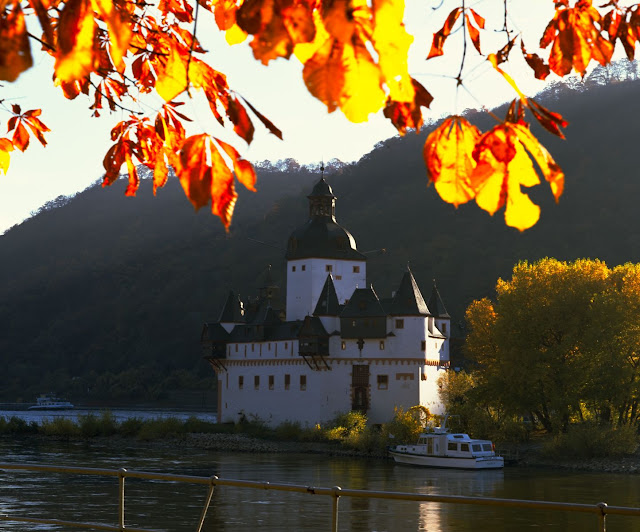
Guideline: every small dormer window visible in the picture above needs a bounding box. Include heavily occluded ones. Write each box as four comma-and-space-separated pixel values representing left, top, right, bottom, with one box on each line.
326, 264, 333, 272
353, 266, 360, 273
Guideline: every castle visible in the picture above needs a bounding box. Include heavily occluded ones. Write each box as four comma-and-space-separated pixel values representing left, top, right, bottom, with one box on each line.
201, 176, 451, 426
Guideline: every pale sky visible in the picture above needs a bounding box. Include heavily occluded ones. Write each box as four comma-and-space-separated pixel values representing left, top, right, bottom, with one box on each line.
0, 0, 577, 233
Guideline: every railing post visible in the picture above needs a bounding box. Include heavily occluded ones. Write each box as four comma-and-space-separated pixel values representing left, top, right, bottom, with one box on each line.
118, 467, 127, 531
196, 476, 218, 532
331, 486, 341, 532
597, 502, 607, 532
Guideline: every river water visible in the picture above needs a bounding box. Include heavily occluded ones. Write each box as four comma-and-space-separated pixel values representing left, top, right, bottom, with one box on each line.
0, 409, 639, 531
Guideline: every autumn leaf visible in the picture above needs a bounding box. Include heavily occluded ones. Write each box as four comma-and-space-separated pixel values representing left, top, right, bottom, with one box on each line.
91, 0, 133, 73
521, 40, 551, 80
0, 2, 33, 82
0, 138, 14, 175
55, 0, 97, 82
427, 7, 462, 59
176, 134, 237, 229
303, 36, 385, 122
384, 78, 432, 135
540, 1, 614, 77
465, 8, 485, 54
527, 98, 568, 139
372, 0, 414, 102
7, 105, 50, 152
471, 122, 564, 231
236, 0, 316, 64
424, 116, 480, 207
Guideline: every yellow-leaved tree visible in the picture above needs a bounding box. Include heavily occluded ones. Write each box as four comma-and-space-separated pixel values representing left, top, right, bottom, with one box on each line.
1, 0, 640, 230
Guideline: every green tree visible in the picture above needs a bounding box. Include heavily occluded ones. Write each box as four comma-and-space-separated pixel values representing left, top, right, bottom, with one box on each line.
463, 258, 640, 433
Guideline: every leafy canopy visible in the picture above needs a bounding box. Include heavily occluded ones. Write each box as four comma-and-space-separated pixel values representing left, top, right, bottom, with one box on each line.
465, 258, 640, 433
1, 0, 639, 230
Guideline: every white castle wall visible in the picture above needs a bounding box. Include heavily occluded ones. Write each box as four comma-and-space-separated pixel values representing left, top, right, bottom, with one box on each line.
286, 258, 366, 321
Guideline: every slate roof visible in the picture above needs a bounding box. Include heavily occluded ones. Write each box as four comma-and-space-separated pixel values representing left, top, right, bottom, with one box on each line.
428, 282, 450, 318
340, 286, 387, 318
309, 177, 336, 198
218, 290, 245, 323
389, 268, 431, 316
201, 322, 230, 342
299, 315, 329, 337
314, 274, 341, 316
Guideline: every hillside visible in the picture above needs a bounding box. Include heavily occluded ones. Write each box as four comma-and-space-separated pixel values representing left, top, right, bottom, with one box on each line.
1, 77, 639, 404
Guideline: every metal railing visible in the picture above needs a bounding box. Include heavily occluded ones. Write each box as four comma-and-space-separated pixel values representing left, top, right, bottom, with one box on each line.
1, 462, 639, 532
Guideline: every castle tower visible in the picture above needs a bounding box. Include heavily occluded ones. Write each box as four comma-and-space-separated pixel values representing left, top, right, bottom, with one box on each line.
285, 176, 366, 321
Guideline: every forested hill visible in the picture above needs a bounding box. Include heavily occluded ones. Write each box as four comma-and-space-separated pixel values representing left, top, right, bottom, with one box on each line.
1, 76, 639, 404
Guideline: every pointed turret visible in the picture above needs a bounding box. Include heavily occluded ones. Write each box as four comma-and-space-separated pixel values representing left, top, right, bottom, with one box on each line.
218, 290, 245, 323
314, 274, 341, 316
428, 280, 450, 318
389, 268, 431, 316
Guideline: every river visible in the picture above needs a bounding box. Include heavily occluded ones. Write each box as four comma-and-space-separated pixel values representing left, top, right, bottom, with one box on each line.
0, 409, 639, 531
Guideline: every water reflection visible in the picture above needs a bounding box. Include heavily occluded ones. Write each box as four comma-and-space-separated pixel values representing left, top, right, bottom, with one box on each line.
1, 438, 640, 531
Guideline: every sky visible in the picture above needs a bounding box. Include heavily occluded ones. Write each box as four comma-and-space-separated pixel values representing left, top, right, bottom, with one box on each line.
0, 0, 571, 233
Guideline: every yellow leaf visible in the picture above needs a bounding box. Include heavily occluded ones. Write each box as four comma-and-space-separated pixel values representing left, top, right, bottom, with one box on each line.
226, 23, 247, 45
372, 0, 414, 102
424, 116, 480, 207
156, 45, 187, 101
54, 0, 96, 82
472, 124, 541, 231
0, 138, 13, 175
91, 0, 132, 72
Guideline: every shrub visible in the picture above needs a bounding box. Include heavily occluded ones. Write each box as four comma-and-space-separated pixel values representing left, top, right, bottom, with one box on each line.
40, 417, 79, 438
542, 423, 639, 459
78, 411, 118, 437
137, 417, 186, 441
273, 421, 304, 441
119, 417, 144, 437
330, 411, 367, 438
382, 407, 424, 444
3, 416, 38, 434
183, 416, 218, 434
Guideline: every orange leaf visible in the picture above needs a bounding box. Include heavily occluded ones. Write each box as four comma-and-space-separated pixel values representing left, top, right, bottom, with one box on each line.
521, 40, 551, 80
176, 134, 237, 229
54, 0, 97, 82
424, 116, 480, 207
91, 0, 132, 73
216, 137, 257, 191
527, 98, 568, 139
155, 44, 188, 102
236, 0, 315, 64
465, 9, 485, 55
383, 78, 432, 135
0, 2, 33, 82
427, 7, 462, 59
240, 96, 284, 140
540, 2, 614, 77
227, 97, 255, 145
302, 35, 385, 122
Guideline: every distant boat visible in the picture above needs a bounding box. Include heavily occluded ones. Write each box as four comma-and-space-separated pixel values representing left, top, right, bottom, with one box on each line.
388, 416, 504, 470
28, 394, 74, 411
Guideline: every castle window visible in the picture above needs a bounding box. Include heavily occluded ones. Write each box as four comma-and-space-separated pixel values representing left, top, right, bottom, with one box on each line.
379, 341, 385, 350
341, 341, 346, 350
395, 319, 404, 329
377, 375, 388, 390
292, 266, 296, 272
269, 375, 274, 390
353, 265, 360, 273
442, 323, 447, 334
421, 340, 426, 351
254, 376, 260, 389
239, 376, 244, 389
302, 265, 306, 271
326, 264, 333, 272
285, 342, 288, 349
285, 374, 290, 390
235, 344, 238, 352
252, 344, 255, 352
268, 343, 271, 350
335, 275, 342, 280
300, 375, 307, 390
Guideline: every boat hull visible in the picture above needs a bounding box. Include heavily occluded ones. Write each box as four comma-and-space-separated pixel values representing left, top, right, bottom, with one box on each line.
389, 451, 504, 470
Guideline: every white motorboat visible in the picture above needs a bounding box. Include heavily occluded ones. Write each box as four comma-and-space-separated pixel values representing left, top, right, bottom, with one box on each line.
388, 418, 504, 470
28, 394, 75, 410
